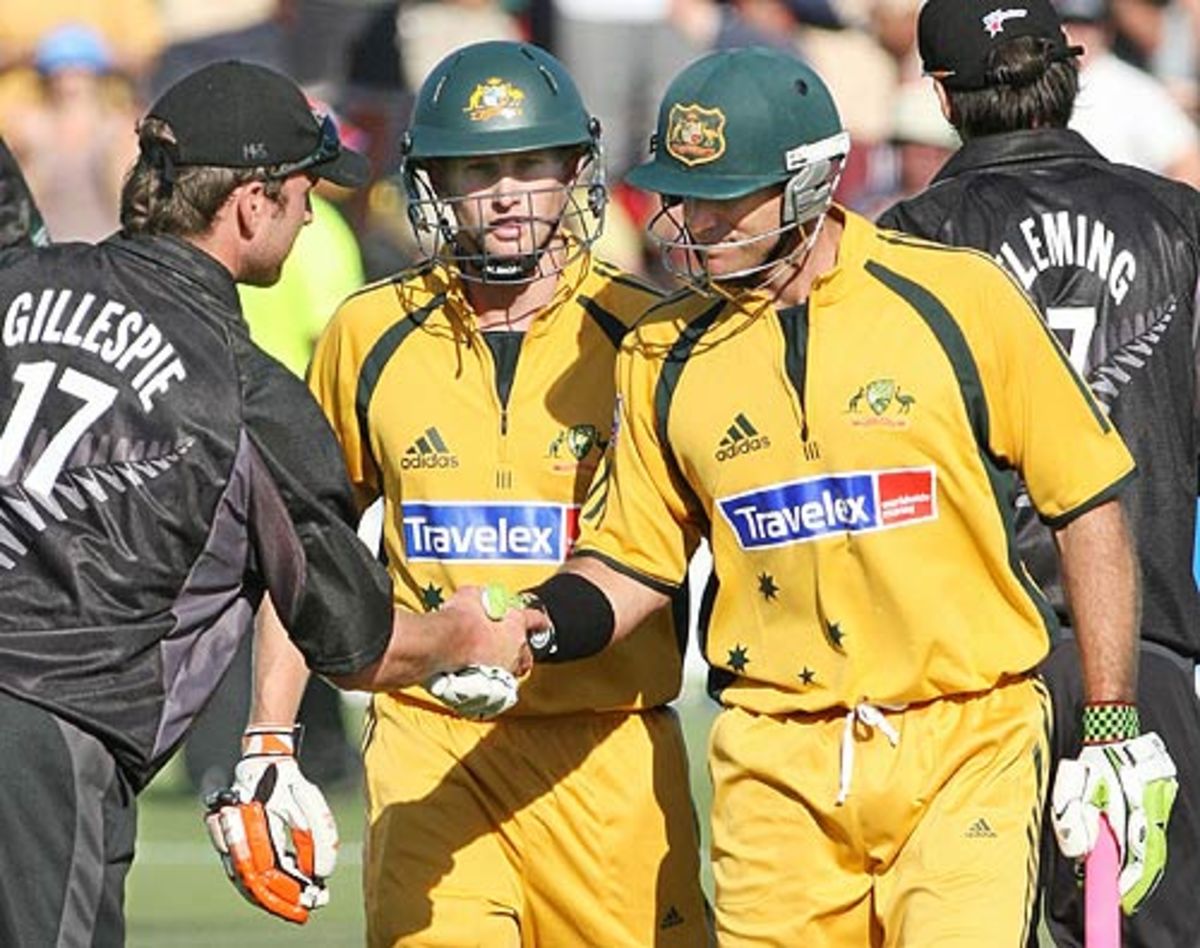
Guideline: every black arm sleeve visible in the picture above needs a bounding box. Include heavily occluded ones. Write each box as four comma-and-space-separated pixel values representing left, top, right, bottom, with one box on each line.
241, 351, 392, 676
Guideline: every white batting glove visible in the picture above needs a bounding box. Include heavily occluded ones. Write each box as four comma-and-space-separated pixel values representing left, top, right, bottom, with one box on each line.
423, 584, 527, 719
203, 726, 338, 924
1051, 725, 1177, 914
425, 665, 519, 719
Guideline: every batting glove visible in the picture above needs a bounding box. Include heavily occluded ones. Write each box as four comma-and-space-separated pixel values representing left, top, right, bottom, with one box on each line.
426, 665, 519, 718
203, 726, 338, 924
422, 584, 525, 719
1050, 704, 1177, 915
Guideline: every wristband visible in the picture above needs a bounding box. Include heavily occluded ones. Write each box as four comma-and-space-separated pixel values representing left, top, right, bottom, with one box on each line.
522, 573, 615, 663
241, 725, 304, 757
1082, 702, 1140, 745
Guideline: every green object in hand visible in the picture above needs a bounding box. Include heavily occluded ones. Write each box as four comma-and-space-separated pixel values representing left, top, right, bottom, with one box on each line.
481, 584, 523, 620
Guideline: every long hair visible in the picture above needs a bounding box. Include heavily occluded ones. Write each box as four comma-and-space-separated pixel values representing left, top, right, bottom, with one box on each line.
120, 117, 284, 237
944, 36, 1079, 139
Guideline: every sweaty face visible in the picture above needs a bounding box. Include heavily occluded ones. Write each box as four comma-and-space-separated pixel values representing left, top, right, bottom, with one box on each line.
432, 148, 579, 268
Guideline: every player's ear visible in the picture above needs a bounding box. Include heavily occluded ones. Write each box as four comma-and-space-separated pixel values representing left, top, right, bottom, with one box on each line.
232, 180, 268, 239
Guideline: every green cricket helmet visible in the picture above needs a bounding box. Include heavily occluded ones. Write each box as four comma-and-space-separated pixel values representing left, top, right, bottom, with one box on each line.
400, 40, 605, 282
627, 47, 850, 286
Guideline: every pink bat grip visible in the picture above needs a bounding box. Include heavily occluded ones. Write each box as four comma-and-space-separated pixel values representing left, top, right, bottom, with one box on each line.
1084, 814, 1121, 948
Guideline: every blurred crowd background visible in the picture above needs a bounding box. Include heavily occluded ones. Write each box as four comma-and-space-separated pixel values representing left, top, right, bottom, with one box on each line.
6, 0, 1198, 794
7, 0, 1200, 283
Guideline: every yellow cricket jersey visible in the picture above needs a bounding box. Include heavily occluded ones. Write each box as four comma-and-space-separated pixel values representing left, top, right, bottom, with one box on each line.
308, 252, 686, 715
575, 208, 1136, 716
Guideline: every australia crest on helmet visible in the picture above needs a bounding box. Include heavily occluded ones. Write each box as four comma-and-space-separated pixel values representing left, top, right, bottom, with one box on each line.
665, 102, 727, 166
464, 77, 527, 122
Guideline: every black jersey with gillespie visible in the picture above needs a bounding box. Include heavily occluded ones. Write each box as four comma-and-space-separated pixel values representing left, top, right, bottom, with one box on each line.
0, 233, 392, 789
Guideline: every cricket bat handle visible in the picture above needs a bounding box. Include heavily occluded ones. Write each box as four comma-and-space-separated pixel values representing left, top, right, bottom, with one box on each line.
1084, 814, 1121, 948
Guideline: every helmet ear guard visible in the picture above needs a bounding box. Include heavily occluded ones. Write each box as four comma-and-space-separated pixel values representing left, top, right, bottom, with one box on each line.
781, 131, 851, 227
401, 161, 458, 258
582, 117, 607, 220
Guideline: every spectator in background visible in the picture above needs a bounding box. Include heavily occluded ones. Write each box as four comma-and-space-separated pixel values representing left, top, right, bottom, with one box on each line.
281, 2, 409, 259
1058, 0, 1200, 186
5, 25, 138, 243
670, 0, 838, 53
0, 0, 163, 82
860, 79, 959, 217
284, 0, 399, 99
799, 0, 921, 207
1109, 0, 1172, 68
151, 0, 286, 97
887, 80, 960, 194
396, 0, 521, 92
551, 0, 699, 180
1146, 0, 1200, 117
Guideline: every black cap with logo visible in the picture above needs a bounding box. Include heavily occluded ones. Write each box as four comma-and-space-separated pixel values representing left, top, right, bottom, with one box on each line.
143, 60, 369, 186
918, 0, 1084, 90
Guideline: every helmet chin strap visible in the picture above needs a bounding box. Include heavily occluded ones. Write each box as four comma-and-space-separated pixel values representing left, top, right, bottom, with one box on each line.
459, 247, 541, 283
454, 228, 561, 284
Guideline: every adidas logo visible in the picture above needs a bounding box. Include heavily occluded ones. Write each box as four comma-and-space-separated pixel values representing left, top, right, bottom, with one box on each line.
964, 817, 997, 839
401, 426, 460, 470
715, 413, 771, 461
660, 905, 684, 930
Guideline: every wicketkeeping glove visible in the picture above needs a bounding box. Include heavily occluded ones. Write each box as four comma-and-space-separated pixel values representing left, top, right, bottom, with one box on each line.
422, 584, 524, 719
203, 726, 338, 924
1050, 704, 1178, 915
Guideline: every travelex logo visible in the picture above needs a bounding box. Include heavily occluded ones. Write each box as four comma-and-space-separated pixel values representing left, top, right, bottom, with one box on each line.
402, 501, 580, 563
718, 467, 937, 549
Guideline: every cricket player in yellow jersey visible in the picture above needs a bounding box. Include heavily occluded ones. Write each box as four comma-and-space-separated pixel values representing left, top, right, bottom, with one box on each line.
502, 48, 1176, 946
242, 41, 708, 946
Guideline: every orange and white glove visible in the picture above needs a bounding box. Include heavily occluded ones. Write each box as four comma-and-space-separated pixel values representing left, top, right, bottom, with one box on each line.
203, 726, 338, 924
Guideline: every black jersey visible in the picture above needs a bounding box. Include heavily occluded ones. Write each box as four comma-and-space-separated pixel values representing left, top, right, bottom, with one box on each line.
0, 234, 392, 789
880, 128, 1200, 661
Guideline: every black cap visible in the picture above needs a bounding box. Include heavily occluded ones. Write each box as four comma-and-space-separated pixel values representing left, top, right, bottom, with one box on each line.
918, 0, 1083, 90
144, 61, 369, 186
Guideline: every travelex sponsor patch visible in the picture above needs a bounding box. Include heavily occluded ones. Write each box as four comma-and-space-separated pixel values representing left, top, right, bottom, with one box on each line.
718, 467, 936, 549
402, 501, 580, 563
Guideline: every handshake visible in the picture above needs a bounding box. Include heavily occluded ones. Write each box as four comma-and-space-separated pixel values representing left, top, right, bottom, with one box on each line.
422, 583, 550, 720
